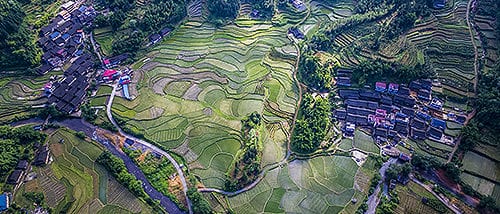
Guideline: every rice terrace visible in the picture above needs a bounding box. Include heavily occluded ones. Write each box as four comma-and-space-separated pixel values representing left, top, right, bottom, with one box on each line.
0, 0, 499, 213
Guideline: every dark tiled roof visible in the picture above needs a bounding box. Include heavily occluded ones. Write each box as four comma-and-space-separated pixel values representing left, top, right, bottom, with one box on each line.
339, 89, 359, 99
427, 127, 443, 139
16, 160, 28, 170
7, 170, 24, 184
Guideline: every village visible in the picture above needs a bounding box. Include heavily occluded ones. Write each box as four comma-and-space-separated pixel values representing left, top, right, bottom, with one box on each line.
333, 69, 467, 161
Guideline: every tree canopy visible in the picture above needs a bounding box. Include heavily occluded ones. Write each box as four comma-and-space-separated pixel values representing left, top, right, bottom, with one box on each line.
0, 0, 42, 70
298, 51, 338, 91
207, 0, 240, 25
291, 94, 331, 154
352, 59, 433, 85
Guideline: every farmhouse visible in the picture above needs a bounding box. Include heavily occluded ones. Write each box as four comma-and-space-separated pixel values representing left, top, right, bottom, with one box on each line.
16, 160, 28, 170
149, 33, 162, 45
160, 27, 172, 37
290, 0, 306, 11
433, 0, 446, 9
336, 76, 351, 86
33, 145, 51, 166
288, 27, 304, 39
7, 170, 24, 185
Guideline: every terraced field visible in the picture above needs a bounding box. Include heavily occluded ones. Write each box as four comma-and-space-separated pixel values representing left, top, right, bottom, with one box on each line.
111, 10, 307, 189
15, 129, 152, 213
0, 71, 61, 123
402, 0, 476, 96
226, 156, 362, 214
460, 151, 500, 203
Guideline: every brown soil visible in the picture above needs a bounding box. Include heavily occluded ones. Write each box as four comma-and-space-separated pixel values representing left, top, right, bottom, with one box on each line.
168, 175, 188, 208
49, 143, 64, 157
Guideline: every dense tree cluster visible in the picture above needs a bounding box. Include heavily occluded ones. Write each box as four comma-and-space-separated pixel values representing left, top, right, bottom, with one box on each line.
298, 51, 337, 91
112, 31, 143, 56
225, 112, 262, 191
207, 0, 240, 25
291, 94, 331, 154
95, 0, 187, 56
97, 151, 146, 198
384, 0, 431, 39
352, 59, 433, 85
247, 0, 274, 18
0, 126, 46, 179
385, 163, 412, 182
0, 0, 42, 70
125, 149, 181, 207
460, 65, 500, 151
187, 187, 212, 214
140, 0, 186, 31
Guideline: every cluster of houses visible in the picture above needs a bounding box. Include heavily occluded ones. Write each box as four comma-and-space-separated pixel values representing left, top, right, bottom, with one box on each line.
37, 1, 96, 75
46, 54, 94, 114
100, 67, 133, 100
39, 1, 98, 114
334, 75, 464, 149
148, 27, 172, 46
5, 144, 50, 194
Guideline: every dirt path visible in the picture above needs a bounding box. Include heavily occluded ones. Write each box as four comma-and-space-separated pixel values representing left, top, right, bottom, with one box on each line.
466, 0, 479, 94
199, 5, 311, 197
411, 175, 463, 214
446, 109, 476, 163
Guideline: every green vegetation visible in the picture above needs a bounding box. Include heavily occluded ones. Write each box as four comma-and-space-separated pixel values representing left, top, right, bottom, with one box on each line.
125, 149, 181, 207
298, 51, 338, 91
352, 59, 433, 85
0, 125, 46, 185
291, 94, 331, 154
93, 0, 187, 56
97, 151, 146, 198
227, 155, 359, 213
9, 129, 152, 213
207, 0, 240, 25
225, 112, 263, 191
0, 0, 42, 70
187, 187, 212, 214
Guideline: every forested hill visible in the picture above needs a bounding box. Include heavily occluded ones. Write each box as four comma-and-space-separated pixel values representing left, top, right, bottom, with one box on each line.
0, 0, 42, 72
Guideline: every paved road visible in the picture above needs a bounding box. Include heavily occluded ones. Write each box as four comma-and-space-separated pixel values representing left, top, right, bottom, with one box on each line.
89, 32, 103, 64
106, 83, 193, 214
365, 158, 397, 214
92, 131, 185, 214
13, 117, 184, 213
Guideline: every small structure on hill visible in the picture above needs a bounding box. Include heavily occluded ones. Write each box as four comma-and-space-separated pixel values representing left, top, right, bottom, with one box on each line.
288, 27, 304, 40
33, 145, 51, 166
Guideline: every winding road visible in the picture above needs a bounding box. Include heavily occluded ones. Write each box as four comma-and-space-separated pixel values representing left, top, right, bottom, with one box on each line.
106, 83, 193, 214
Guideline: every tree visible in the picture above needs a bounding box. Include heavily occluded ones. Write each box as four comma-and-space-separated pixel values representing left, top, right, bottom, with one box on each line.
291, 94, 331, 153
298, 51, 337, 91
247, 0, 274, 18
207, 0, 240, 24
75, 131, 86, 139
442, 163, 460, 183
0, 0, 42, 69
187, 187, 212, 214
